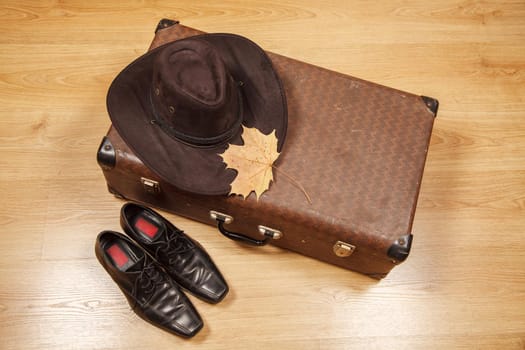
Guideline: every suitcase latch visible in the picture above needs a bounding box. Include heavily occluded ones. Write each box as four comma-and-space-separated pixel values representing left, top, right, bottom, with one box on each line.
141, 177, 160, 194
258, 225, 282, 240
333, 241, 355, 257
209, 210, 233, 224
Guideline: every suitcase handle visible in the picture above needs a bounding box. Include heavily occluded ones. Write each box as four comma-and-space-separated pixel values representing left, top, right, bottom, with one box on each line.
210, 211, 282, 246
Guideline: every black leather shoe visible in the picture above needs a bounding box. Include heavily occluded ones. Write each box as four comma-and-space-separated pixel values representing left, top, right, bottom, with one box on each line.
95, 231, 203, 338
120, 203, 229, 304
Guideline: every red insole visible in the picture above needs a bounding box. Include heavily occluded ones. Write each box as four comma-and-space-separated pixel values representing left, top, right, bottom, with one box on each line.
106, 243, 130, 268
134, 216, 160, 239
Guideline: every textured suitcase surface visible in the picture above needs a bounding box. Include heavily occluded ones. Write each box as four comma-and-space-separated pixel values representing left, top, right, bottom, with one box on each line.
98, 19, 437, 278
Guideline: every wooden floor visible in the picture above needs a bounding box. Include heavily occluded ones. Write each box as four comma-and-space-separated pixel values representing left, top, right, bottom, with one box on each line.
1, 1, 524, 349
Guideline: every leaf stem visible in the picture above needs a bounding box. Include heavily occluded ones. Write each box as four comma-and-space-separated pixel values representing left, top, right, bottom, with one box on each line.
272, 165, 313, 204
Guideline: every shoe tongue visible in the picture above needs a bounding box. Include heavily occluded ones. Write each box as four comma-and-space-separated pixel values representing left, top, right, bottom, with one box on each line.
126, 256, 146, 272
154, 227, 187, 250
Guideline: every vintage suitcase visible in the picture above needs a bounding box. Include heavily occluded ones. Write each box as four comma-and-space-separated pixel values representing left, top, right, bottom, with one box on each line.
97, 19, 438, 278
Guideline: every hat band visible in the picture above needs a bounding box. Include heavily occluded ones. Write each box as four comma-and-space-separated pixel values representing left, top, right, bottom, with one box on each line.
149, 88, 243, 148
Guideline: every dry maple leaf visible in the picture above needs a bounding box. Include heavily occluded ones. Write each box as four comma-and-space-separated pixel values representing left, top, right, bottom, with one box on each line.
220, 126, 280, 199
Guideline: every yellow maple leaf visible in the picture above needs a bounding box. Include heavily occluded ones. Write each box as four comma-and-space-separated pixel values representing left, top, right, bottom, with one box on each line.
220, 126, 280, 199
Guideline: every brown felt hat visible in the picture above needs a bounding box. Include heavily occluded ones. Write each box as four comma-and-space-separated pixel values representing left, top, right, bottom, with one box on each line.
107, 34, 287, 195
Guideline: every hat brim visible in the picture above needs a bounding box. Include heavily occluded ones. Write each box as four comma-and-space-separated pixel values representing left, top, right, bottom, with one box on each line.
107, 34, 287, 195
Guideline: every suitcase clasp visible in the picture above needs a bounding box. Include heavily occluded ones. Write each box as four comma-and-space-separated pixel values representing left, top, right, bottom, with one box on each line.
209, 210, 233, 224
141, 177, 160, 194
333, 241, 355, 257
258, 225, 282, 240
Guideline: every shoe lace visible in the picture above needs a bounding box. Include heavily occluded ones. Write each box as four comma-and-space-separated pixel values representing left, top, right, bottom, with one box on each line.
155, 228, 212, 286
132, 258, 166, 302
155, 227, 195, 266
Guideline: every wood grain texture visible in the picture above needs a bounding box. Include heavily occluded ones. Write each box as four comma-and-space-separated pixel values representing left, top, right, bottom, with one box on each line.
0, 1, 524, 349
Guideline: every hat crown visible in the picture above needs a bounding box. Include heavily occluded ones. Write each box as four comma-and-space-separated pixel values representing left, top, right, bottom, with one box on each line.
151, 39, 242, 146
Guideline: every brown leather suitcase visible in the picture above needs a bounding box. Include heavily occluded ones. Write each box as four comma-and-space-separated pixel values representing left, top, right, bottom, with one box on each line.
97, 19, 438, 279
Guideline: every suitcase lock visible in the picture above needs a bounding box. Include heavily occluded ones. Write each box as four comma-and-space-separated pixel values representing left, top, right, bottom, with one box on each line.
333, 241, 355, 257
141, 177, 160, 194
